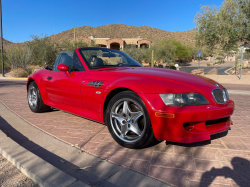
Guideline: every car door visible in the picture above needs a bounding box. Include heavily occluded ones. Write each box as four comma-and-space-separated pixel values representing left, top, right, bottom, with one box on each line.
44, 51, 85, 108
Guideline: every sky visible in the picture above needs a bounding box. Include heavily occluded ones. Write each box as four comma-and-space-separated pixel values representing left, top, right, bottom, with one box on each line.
2, 0, 224, 43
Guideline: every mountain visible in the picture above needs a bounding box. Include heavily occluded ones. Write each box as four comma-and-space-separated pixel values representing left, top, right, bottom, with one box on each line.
2, 38, 12, 46
49, 24, 196, 46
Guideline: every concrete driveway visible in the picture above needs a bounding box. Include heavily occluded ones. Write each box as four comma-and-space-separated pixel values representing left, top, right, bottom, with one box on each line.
0, 79, 250, 187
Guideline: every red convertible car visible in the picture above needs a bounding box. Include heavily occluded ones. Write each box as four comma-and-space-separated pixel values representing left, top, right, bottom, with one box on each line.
27, 47, 234, 149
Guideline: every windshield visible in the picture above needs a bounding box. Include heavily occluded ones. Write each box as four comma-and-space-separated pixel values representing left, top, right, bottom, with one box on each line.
79, 48, 142, 69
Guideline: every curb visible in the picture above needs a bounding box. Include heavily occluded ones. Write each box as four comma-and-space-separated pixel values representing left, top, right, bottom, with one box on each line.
224, 66, 234, 75
228, 89, 250, 95
0, 130, 89, 187
0, 77, 28, 80
0, 102, 171, 187
7, 77, 28, 80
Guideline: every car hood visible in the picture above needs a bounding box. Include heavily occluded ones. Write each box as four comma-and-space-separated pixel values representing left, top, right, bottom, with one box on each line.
97, 67, 221, 90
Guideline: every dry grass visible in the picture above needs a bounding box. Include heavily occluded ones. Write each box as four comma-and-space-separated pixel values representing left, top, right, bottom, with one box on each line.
6, 68, 29, 77
27, 65, 43, 74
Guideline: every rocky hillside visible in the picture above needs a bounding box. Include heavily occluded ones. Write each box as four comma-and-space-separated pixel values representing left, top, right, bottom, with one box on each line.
2, 38, 11, 46
49, 24, 196, 46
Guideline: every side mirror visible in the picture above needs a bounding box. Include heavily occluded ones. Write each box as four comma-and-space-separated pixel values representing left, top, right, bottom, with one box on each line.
57, 64, 69, 72
57, 64, 71, 76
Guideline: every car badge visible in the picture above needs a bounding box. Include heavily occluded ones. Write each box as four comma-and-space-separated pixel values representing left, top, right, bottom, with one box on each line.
214, 84, 220, 88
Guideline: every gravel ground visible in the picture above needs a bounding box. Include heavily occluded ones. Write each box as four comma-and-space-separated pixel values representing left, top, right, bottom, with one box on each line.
0, 155, 38, 187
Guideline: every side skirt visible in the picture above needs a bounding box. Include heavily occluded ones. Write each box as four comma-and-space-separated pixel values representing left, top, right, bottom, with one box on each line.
44, 100, 104, 124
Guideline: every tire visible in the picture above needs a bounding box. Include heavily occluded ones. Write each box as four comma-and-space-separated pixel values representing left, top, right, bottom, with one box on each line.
27, 81, 51, 113
105, 91, 156, 149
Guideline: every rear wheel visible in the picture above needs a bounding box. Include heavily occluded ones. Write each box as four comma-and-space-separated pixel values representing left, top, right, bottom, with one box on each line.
105, 91, 155, 149
27, 81, 51, 113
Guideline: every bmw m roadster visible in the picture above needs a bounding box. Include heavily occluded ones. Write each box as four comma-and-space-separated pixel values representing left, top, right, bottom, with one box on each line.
27, 47, 234, 149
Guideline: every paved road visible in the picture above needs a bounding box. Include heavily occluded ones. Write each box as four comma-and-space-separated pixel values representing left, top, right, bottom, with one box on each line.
180, 66, 232, 75
1, 80, 250, 187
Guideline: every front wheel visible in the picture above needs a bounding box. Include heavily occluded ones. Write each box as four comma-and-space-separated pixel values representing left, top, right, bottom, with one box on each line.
27, 81, 51, 113
105, 91, 155, 149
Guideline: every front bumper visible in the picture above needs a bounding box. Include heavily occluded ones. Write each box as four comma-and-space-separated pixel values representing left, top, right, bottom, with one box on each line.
140, 94, 234, 143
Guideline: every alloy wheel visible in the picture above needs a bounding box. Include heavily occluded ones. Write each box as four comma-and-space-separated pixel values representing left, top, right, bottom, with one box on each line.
110, 98, 146, 143
28, 86, 38, 108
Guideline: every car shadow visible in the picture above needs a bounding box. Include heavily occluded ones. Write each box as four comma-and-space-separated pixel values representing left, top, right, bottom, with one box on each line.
0, 116, 117, 186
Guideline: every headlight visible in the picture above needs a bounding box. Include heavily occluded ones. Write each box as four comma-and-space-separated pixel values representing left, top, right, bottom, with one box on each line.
159, 93, 209, 106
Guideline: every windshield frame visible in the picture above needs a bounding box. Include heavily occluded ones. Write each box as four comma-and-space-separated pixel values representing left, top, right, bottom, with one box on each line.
78, 48, 143, 70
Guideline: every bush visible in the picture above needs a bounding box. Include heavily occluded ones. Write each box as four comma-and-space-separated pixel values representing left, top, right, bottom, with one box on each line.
207, 63, 211, 66
153, 41, 176, 64
244, 50, 250, 60
214, 56, 225, 64
169, 65, 177, 70
7, 68, 29, 77
28, 35, 58, 66
5, 44, 32, 71
60, 39, 89, 51
0, 50, 11, 73
123, 45, 151, 64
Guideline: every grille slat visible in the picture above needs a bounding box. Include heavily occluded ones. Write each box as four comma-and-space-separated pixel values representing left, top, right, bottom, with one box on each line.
205, 117, 230, 126
212, 89, 225, 104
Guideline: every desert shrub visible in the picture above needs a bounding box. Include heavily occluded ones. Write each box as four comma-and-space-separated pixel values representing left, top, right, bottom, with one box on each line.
207, 63, 210, 66
169, 65, 177, 70
123, 45, 151, 63
60, 40, 90, 51
153, 41, 176, 64
8, 68, 29, 77
5, 44, 32, 70
215, 56, 225, 64
28, 35, 58, 66
244, 49, 250, 60
0, 49, 11, 73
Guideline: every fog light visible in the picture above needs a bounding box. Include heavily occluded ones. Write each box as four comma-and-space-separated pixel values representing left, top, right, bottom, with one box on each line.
155, 113, 175, 118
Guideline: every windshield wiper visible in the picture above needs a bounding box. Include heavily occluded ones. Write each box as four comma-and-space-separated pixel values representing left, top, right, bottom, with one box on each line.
123, 65, 143, 67
91, 65, 116, 69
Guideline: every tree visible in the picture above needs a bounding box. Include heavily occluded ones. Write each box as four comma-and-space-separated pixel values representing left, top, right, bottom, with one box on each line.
28, 35, 58, 66
61, 39, 88, 51
171, 39, 191, 60
195, 0, 250, 52
153, 40, 176, 64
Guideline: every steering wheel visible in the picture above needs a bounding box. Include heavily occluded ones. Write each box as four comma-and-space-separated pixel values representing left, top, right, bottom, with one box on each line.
116, 63, 124, 67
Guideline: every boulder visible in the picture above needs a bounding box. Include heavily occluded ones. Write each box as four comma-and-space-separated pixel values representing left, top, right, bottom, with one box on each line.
142, 63, 150, 67
207, 68, 218, 75
243, 62, 249, 68
191, 68, 204, 75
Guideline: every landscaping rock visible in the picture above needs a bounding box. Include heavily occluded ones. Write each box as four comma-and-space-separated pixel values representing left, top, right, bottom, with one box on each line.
243, 62, 249, 68
207, 68, 218, 75
191, 68, 204, 75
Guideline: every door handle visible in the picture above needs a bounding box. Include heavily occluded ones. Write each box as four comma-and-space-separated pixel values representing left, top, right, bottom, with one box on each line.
47, 77, 52, 80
